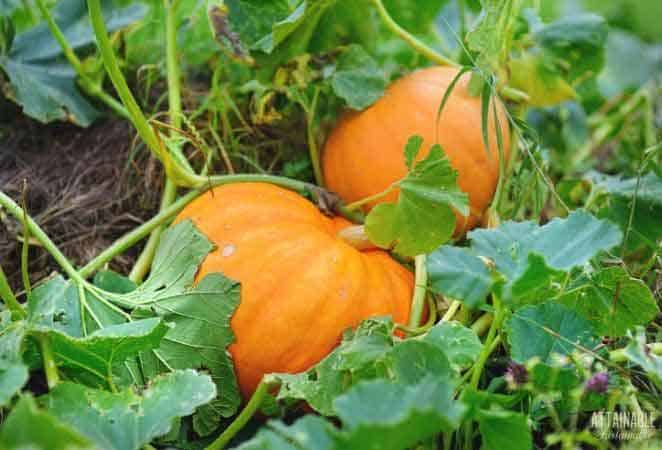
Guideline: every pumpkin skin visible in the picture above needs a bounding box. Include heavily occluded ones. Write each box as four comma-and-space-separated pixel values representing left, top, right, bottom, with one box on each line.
175, 183, 413, 397
322, 66, 511, 233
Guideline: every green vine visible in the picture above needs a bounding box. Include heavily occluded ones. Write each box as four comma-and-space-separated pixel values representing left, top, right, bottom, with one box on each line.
205, 380, 269, 450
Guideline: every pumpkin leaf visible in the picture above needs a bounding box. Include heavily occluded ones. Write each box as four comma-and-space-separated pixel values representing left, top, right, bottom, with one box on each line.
506, 302, 599, 364
429, 210, 622, 307
0, 0, 146, 125
332, 377, 466, 447
98, 221, 242, 436
558, 267, 659, 337
15, 221, 241, 434
365, 143, 469, 256
0, 313, 28, 408
124, 221, 241, 432
0, 395, 95, 450
420, 321, 483, 370
133, 273, 241, 436
271, 317, 458, 416
327, 44, 387, 110
210, 0, 337, 69
589, 171, 662, 252
533, 13, 608, 82
27, 275, 83, 337
239, 377, 465, 450
42, 370, 216, 450
427, 246, 494, 308
477, 409, 533, 450
29, 318, 168, 389
110, 220, 215, 307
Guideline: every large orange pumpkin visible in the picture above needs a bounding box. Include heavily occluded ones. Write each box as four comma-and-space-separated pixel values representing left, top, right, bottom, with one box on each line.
175, 183, 413, 397
323, 66, 511, 233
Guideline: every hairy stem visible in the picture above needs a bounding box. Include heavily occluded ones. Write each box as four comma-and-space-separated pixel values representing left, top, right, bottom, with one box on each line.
408, 255, 428, 328
206, 380, 268, 450
87, 0, 162, 154
20, 188, 32, 295
470, 299, 504, 389
306, 87, 324, 186
371, 0, 457, 67
441, 300, 461, 322
129, 0, 182, 283
345, 184, 397, 211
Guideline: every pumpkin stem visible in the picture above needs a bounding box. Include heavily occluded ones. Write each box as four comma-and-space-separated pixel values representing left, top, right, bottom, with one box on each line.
337, 225, 379, 251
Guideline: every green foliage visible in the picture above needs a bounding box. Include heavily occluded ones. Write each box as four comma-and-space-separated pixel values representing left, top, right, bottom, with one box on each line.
365, 137, 469, 256
328, 44, 387, 110
506, 302, 599, 363
0, 0, 145, 125
43, 370, 216, 450
238, 377, 465, 450
0, 221, 241, 439
428, 210, 622, 308
270, 317, 475, 416
477, 409, 532, 450
2, 1, 660, 449
509, 13, 608, 106
31, 318, 169, 388
0, 313, 28, 407
558, 267, 659, 337
589, 171, 662, 252
0, 395, 95, 450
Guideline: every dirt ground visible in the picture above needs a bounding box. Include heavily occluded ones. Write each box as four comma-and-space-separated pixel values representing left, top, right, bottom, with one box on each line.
0, 103, 162, 292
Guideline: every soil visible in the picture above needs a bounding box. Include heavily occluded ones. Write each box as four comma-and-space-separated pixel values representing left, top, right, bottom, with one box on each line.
0, 103, 163, 293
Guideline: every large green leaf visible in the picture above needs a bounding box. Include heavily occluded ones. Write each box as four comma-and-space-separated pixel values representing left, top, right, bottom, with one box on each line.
420, 321, 483, 370
327, 44, 386, 110
28, 275, 83, 337
0, 0, 145, 125
428, 210, 622, 307
134, 273, 241, 436
30, 318, 168, 388
559, 267, 659, 337
333, 378, 466, 448
590, 171, 662, 251
598, 31, 662, 97
0, 312, 28, 408
272, 317, 458, 416
427, 246, 494, 308
126, 0, 218, 67
477, 409, 532, 450
271, 318, 395, 416
238, 378, 466, 450
0, 395, 95, 450
365, 139, 469, 256
506, 302, 599, 364
533, 13, 608, 82
43, 370, 216, 450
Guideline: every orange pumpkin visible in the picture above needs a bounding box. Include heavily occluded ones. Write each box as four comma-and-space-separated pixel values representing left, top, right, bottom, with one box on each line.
175, 183, 413, 397
323, 66, 511, 234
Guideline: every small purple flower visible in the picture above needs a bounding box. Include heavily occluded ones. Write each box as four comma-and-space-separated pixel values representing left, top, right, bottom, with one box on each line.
586, 372, 609, 394
505, 361, 528, 386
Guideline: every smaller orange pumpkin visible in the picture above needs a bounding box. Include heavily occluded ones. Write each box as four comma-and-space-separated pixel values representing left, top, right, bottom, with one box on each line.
323, 66, 511, 234
175, 183, 413, 397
